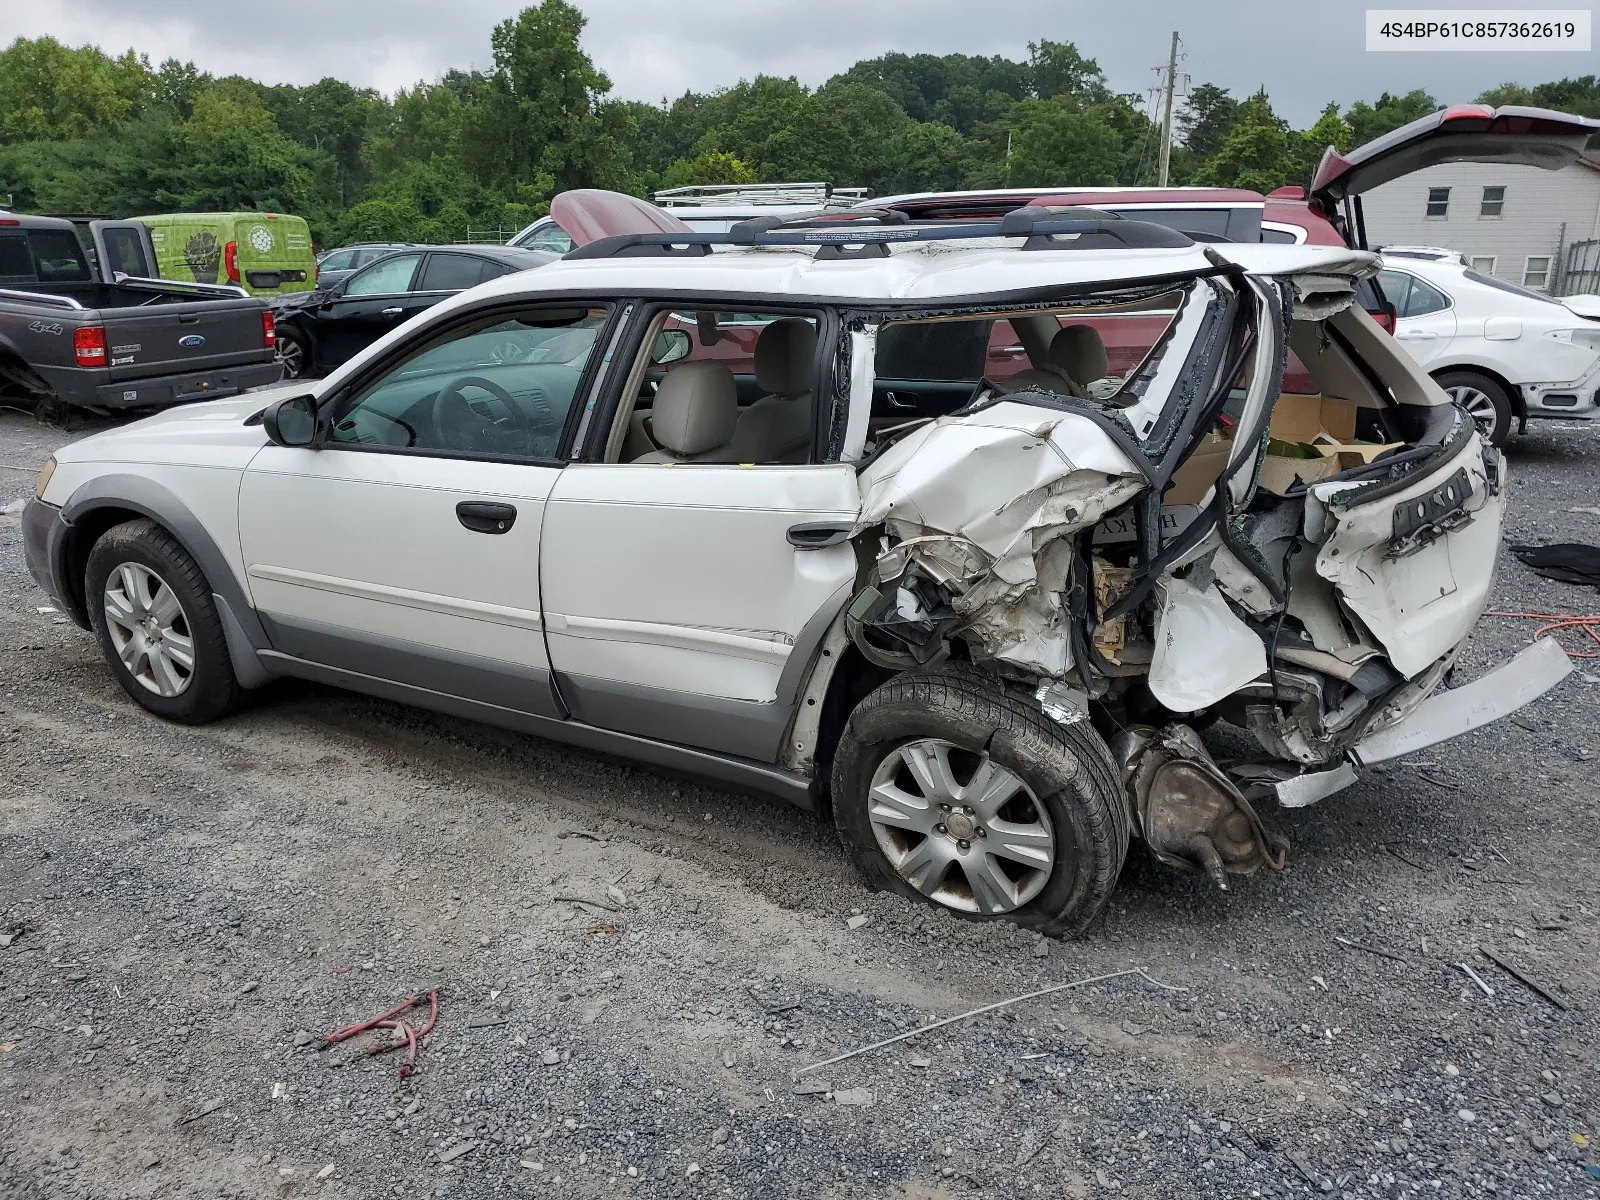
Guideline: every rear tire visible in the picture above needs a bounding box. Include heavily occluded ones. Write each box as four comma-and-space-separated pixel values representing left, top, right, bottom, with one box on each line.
86, 519, 242, 724
831, 666, 1129, 938
277, 329, 310, 379
1434, 369, 1513, 447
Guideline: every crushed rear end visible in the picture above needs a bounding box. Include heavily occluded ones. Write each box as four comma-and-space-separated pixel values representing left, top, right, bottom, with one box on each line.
847, 244, 1570, 888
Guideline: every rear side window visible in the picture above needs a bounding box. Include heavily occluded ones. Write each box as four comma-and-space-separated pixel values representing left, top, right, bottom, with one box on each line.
1402, 276, 1450, 317
419, 253, 495, 291
1379, 270, 1451, 318
28, 230, 91, 282
0, 235, 34, 280
345, 254, 421, 296
876, 320, 993, 381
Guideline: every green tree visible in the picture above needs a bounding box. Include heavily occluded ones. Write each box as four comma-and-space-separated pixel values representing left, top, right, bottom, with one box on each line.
1027, 40, 1109, 104
657, 149, 756, 190
0, 36, 153, 143
976, 97, 1123, 188
170, 91, 327, 216
1292, 101, 1352, 187
1193, 89, 1295, 192
461, 0, 632, 195
1178, 83, 1237, 159
1343, 89, 1437, 148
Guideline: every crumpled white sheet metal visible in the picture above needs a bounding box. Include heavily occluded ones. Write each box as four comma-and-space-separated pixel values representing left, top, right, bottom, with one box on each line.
856, 401, 1145, 676
1147, 577, 1268, 712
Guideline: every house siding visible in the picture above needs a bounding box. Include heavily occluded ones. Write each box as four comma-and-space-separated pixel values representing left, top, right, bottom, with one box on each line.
1360, 161, 1600, 291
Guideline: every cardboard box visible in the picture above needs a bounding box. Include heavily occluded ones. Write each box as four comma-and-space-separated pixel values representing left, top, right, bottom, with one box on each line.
1164, 429, 1235, 506
1256, 453, 1339, 495
1268, 393, 1359, 444
1314, 440, 1405, 471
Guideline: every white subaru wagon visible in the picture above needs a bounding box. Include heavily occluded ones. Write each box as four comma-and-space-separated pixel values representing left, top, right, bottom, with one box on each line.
24, 195, 1571, 935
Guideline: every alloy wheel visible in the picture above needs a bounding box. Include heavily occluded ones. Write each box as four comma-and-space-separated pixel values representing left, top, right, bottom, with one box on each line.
102, 562, 195, 697
1445, 384, 1500, 441
277, 336, 305, 378
867, 738, 1055, 914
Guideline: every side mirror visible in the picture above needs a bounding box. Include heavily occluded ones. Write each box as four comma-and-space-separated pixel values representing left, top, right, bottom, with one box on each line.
262, 394, 322, 448
653, 328, 691, 365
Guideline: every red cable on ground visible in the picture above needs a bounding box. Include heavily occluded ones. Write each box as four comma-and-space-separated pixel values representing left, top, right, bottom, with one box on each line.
1482, 610, 1600, 659
321, 989, 439, 1078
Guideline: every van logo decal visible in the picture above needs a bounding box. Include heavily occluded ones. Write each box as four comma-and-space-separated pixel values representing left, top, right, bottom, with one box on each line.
178, 334, 206, 348
248, 225, 275, 253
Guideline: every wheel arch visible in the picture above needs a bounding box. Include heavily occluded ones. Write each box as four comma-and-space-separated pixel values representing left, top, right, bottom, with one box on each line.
1428, 361, 1525, 418
60, 475, 273, 687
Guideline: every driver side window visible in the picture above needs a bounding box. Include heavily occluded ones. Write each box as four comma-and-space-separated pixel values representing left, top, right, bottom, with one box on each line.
327, 305, 612, 462
345, 253, 421, 296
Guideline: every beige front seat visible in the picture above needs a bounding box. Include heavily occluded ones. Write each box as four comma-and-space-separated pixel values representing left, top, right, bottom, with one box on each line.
1007, 325, 1108, 398
633, 361, 742, 463
725, 318, 816, 464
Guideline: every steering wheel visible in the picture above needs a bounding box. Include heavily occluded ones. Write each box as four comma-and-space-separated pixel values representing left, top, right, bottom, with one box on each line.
431, 375, 536, 455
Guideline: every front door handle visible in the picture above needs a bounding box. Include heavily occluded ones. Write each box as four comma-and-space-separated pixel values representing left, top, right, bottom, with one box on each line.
381, 306, 404, 317
456, 501, 517, 534
788, 521, 853, 549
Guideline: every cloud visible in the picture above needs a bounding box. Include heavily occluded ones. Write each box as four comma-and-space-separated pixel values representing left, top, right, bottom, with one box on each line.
7, 0, 1592, 125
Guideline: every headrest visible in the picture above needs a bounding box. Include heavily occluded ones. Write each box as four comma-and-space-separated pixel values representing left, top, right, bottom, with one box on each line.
753, 318, 817, 397
1049, 324, 1108, 384
651, 361, 738, 456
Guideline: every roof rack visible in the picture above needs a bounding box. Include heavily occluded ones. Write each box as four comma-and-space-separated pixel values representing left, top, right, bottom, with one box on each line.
565, 209, 1194, 261
650, 183, 872, 208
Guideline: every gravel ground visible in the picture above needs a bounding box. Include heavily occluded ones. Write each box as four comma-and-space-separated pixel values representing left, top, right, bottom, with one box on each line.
0, 404, 1596, 1200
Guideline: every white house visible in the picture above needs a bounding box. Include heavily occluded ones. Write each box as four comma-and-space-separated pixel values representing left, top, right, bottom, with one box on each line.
1358, 154, 1600, 294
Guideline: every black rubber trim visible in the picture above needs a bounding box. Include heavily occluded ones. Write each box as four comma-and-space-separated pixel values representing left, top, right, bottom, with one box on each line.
60, 474, 269, 653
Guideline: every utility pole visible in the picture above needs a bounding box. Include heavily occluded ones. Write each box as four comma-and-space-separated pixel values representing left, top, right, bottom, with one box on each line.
1157, 31, 1179, 187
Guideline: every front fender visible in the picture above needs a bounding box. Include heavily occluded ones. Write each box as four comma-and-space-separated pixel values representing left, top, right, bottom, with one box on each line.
59, 473, 273, 687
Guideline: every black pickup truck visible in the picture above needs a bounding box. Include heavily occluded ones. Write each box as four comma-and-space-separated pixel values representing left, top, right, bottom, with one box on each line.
0, 213, 282, 411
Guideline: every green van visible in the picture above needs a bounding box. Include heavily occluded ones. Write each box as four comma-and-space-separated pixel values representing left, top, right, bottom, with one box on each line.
134, 212, 317, 296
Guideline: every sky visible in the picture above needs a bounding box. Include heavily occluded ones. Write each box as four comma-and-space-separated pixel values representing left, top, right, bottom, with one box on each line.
5, 0, 1596, 126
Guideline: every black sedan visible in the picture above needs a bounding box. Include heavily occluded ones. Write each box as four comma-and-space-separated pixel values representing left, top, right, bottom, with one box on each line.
273, 244, 554, 379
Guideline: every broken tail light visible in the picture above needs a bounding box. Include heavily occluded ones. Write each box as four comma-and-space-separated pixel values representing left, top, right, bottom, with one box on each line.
73, 325, 108, 367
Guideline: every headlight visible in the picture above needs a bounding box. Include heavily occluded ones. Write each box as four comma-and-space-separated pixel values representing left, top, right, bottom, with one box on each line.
1546, 327, 1600, 351
34, 456, 55, 500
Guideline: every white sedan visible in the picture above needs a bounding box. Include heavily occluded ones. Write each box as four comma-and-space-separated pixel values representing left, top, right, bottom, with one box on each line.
1378, 247, 1600, 445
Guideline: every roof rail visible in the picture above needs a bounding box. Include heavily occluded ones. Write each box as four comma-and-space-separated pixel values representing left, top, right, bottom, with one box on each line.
565, 211, 1194, 262
650, 182, 873, 207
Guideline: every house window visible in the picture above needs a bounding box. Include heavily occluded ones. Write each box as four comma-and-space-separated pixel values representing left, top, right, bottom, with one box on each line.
1425, 187, 1450, 218
1523, 256, 1552, 290
1480, 186, 1506, 218
1469, 255, 1497, 275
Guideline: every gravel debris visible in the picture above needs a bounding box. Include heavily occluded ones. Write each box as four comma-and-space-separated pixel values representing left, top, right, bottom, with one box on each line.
0, 408, 1596, 1197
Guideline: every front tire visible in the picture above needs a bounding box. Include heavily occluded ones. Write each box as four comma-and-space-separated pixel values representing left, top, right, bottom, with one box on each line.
86, 519, 242, 724
831, 666, 1129, 938
1434, 369, 1513, 447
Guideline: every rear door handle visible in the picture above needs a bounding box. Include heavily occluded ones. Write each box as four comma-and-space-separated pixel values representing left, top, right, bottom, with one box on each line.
381, 306, 404, 317
787, 521, 853, 549
884, 390, 918, 411
456, 501, 517, 534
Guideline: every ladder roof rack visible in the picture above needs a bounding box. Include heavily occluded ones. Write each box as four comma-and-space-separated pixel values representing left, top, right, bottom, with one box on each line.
564, 209, 1195, 261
